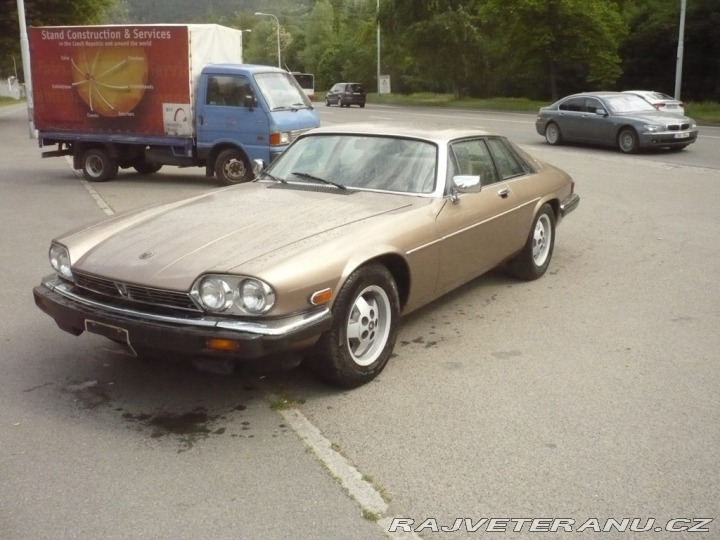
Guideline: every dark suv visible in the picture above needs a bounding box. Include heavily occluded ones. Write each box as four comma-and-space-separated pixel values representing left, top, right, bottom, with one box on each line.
325, 83, 366, 108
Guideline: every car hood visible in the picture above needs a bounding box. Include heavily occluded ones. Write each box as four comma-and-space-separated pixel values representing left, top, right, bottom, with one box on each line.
62, 183, 424, 290
613, 110, 693, 125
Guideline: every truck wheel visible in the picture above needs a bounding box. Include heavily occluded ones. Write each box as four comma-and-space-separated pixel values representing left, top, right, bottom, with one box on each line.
214, 149, 252, 185
82, 148, 118, 182
133, 163, 163, 174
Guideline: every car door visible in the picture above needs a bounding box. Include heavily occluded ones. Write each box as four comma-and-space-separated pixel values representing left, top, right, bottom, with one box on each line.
556, 97, 587, 141
435, 138, 526, 292
196, 74, 267, 155
579, 97, 617, 144
327, 84, 341, 104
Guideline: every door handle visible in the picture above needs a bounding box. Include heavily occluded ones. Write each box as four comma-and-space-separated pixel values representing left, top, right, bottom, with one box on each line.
497, 188, 510, 199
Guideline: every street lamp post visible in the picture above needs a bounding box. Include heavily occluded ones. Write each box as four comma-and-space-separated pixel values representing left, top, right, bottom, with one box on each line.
674, 0, 686, 100
255, 12, 281, 68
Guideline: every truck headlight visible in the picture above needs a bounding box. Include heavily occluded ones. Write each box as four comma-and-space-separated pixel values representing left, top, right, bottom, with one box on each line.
49, 243, 73, 280
269, 131, 290, 146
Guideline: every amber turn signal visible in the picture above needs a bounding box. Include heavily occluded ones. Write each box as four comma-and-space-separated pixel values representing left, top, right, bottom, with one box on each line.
206, 338, 242, 351
310, 288, 333, 305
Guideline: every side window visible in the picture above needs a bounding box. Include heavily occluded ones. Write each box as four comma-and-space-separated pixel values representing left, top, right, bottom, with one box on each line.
585, 98, 602, 114
487, 138, 526, 180
559, 97, 585, 112
206, 75, 253, 107
448, 139, 497, 187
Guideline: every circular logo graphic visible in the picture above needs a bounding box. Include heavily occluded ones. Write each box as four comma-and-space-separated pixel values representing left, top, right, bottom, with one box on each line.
71, 46, 149, 117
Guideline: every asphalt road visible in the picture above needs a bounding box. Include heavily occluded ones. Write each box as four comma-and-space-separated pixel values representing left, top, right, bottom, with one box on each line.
1, 102, 718, 539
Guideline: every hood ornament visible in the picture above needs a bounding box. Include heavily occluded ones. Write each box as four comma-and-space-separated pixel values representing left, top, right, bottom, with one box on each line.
139, 251, 154, 260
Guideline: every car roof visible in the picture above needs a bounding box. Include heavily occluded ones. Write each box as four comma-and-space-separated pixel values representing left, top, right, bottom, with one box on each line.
306, 123, 494, 144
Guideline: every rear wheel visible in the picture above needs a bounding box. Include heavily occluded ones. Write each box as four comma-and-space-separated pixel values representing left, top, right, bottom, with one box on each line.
617, 127, 639, 154
309, 264, 400, 388
506, 204, 556, 281
214, 149, 252, 185
81, 148, 118, 182
545, 122, 562, 145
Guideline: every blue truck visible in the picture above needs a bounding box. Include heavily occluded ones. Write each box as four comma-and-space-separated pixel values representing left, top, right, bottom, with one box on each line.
28, 24, 320, 184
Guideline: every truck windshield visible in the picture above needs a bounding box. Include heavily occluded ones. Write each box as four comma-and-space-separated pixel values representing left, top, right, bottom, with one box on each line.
255, 72, 313, 111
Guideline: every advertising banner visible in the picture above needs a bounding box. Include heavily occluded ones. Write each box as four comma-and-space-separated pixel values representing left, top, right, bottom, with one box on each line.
29, 25, 192, 136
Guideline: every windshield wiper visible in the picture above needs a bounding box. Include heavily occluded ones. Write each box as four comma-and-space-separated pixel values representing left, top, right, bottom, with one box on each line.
273, 103, 309, 112
291, 171, 347, 190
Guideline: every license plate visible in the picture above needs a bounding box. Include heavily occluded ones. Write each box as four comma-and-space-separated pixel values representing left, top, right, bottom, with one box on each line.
674, 132, 690, 139
85, 320, 137, 356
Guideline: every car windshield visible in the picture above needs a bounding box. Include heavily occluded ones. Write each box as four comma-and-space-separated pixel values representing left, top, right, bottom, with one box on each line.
604, 94, 657, 113
265, 134, 438, 194
254, 72, 312, 111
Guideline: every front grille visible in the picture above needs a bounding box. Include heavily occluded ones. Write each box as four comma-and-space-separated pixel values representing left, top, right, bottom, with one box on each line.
667, 123, 690, 131
289, 128, 312, 143
74, 271, 200, 312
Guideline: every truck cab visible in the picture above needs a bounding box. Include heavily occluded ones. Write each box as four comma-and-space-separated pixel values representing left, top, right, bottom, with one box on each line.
193, 64, 320, 184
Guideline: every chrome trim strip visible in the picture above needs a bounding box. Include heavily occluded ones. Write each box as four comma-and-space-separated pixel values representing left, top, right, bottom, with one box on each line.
41, 275, 331, 337
406, 197, 539, 256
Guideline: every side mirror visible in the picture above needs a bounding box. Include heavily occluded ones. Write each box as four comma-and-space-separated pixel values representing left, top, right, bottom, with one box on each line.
252, 159, 265, 176
595, 108, 608, 116
453, 175, 481, 192
244, 94, 257, 109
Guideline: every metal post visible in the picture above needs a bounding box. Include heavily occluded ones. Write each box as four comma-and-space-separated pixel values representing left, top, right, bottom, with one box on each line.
16, 0, 35, 137
255, 12, 281, 68
674, 0, 686, 100
376, 0, 381, 94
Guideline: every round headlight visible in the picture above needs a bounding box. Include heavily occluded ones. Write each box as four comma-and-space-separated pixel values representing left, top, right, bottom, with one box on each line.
49, 244, 73, 279
199, 277, 234, 311
240, 278, 275, 314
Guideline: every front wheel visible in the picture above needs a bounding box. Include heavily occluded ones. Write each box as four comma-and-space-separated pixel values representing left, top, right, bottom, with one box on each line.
506, 204, 556, 281
545, 122, 562, 145
309, 264, 400, 388
617, 127, 639, 154
81, 148, 118, 182
214, 149, 252, 185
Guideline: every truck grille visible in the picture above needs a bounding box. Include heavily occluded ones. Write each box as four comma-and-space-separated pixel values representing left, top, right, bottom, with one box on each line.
289, 128, 312, 143
74, 271, 200, 312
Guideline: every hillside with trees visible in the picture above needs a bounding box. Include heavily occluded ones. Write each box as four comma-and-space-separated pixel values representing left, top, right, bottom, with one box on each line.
3, 0, 718, 101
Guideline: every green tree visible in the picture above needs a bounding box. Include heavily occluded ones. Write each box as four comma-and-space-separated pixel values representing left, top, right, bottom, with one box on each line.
1, 0, 116, 81
381, 0, 485, 97
479, 0, 628, 100
619, 0, 720, 100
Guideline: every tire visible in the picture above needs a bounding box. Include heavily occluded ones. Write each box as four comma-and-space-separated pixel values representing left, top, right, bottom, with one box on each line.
617, 127, 639, 154
133, 162, 163, 174
214, 149, 252, 185
545, 122, 562, 145
310, 264, 400, 388
506, 204, 556, 281
360, 103, 366, 108
82, 148, 118, 182
325, 97, 331, 106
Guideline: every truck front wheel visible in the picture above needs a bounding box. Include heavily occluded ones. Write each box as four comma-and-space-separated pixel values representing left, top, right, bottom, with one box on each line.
82, 148, 118, 182
214, 149, 253, 185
